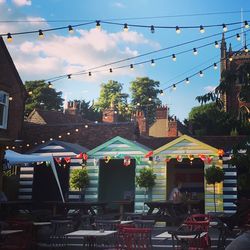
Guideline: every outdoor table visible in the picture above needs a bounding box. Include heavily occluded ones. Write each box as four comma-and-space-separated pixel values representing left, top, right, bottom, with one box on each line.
65, 229, 117, 249
0, 200, 33, 215
43, 201, 107, 216
0, 230, 23, 235
120, 220, 133, 224
112, 200, 133, 219
33, 222, 52, 226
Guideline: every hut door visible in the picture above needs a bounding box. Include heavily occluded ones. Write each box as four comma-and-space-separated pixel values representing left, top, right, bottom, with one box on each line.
98, 159, 135, 209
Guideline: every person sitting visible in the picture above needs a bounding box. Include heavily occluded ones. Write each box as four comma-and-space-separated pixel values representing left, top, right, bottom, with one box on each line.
169, 181, 183, 203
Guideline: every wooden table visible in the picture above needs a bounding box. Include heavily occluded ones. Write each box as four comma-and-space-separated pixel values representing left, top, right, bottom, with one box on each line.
43, 201, 107, 216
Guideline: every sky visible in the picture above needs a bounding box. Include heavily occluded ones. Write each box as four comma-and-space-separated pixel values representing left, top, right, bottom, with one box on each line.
1, 0, 250, 121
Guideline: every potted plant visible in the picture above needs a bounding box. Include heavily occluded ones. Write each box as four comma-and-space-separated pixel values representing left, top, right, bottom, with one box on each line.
70, 168, 90, 201
136, 167, 156, 212
205, 164, 224, 212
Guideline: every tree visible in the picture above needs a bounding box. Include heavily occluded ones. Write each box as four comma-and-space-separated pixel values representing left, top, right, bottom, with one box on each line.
130, 77, 161, 125
25, 80, 64, 114
70, 168, 89, 192
78, 100, 102, 121
205, 164, 224, 212
186, 103, 240, 135
94, 80, 129, 111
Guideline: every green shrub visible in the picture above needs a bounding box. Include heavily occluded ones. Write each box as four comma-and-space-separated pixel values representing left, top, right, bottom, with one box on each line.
70, 168, 89, 191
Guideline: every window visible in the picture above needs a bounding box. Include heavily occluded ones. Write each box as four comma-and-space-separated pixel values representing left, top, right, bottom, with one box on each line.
0, 91, 9, 129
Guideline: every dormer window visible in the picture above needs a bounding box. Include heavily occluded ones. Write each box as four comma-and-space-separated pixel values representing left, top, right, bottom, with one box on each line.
0, 91, 9, 129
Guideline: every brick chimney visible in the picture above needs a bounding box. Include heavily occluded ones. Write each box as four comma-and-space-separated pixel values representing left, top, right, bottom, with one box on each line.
168, 116, 178, 137
156, 105, 168, 119
102, 107, 118, 123
135, 110, 148, 135
65, 100, 80, 115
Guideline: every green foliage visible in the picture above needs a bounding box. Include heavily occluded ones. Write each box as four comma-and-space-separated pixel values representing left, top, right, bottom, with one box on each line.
94, 80, 128, 110
130, 77, 161, 125
70, 169, 89, 191
78, 100, 102, 121
205, 164, 224, 185
187, 103, 240, 135
25, 80, 64, 114
136, 167, 156, 190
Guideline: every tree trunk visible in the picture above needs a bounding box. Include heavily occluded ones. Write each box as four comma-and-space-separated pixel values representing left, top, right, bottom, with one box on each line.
213, 184, 216, 212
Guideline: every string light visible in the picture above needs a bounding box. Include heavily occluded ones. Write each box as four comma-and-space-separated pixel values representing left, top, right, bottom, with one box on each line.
89, 72, 92, 76
148, 97, 152, 101
214, 41, 219, 48
42, 140, 45, 143
67, 74, 71, 79
222, 23, 227, 32
229, 55, 233, 61
28, 91, 33, 95
68, 25, 74, 33
244, 45, 249, 52
75, 128, 79, 132
38, 29, 44, 39
58, 135, 62, 139
160, 89, 164, 95
7, 33, 12, 42
130, 64, 134, 70
137, 102, 140, 106
150, 25, 155, 33
213, 63, 218, 69
193, 48, 198, 55
199, 25, 205, 33
151, 59, 155, 66
172, 84, 176, 90
96, 20, 101, 29
9, 96, 13, 101
185, 78, 190, 84
85, 124, 89, 128
199, 70, 204, 77
123, 23, 129, 32
67, 132, 71, 135
50, 138, 53, 141
176, 26, 181, 34
109, 68, 113, 73
236, 33, 241, 41
48, 82, 53, 88
172, 54, 176, 61
245, 21, 249, 29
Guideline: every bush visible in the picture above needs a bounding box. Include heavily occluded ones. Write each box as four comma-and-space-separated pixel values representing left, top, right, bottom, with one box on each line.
70, 169, 89, 191
136, 167, 156, 190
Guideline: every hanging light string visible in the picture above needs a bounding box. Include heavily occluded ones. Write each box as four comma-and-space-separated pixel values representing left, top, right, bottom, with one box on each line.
45, 25, 246, 82
46, 28, 249, 83
0, 21, 96, 38
161, 42, 249, 92
1, 19, 248, 39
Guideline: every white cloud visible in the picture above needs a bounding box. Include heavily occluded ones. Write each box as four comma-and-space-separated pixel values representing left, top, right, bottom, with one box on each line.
12, 0, 32, 6
113, 2, 126, 8
204, 85, 216, 92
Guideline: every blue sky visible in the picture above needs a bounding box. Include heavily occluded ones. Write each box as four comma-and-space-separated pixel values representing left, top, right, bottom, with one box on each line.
1, 0, 250, 121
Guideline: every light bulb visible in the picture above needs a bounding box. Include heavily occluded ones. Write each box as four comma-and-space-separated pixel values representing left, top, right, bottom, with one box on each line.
185, 78, 190, 84
9, 96, 13, 101
199, 25, 205, 33
229, 56, 233, 61
68, 25, 74, 34
130, 64, 134, 70
109, 68, 113, 73
193, 48, 198, 55
176, 26, 181, 34
151, 59, 155, 66
172, 54, 176, 61
150, 25, 155, 33
199, 71, 204, 77
236, 34, 241, 41
67, 74, 71, 79
213, 63, 218, 70
89, 72, 92, 76
244, 46, 249, 53
7, 33, 12, 42
244, 21, 249, 29
214, 41, 219, 48
38, 29, 44, 39
123, 23, 129, 32
96, 20, 101, 30
48, 82, 53, 88
222, 23, 227, 32
172, 84, 176, 90
148, 97, 152, 101
160, 90, 164, 95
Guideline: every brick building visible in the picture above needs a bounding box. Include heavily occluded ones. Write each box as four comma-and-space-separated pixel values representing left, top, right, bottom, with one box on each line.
220, 33, 250, 120
0, 36, 27, 189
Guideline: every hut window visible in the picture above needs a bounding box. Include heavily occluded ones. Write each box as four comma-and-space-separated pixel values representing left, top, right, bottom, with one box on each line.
0, 91, 9, 129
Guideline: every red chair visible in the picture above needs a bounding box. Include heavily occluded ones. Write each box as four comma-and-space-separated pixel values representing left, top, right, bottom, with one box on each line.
117, 227, 152, 250
183, 214, 211, 249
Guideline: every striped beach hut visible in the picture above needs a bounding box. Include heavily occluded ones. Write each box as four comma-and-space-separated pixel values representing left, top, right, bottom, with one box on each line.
152, 135, 237, 213
86, 136, 164, 213
19, 140, 88, 201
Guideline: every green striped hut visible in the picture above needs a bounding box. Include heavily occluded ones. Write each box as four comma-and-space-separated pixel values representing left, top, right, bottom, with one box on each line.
86, 136, 164, 213
151, 135, 236, 213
